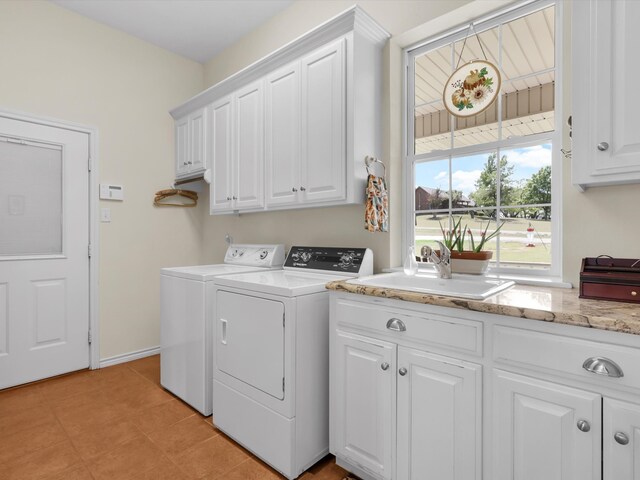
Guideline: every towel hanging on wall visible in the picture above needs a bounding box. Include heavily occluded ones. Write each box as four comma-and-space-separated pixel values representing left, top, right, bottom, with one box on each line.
364, 156, 388, 232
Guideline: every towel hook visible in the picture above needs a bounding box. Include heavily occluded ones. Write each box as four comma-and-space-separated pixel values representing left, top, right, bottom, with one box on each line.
365, 156, 386, 178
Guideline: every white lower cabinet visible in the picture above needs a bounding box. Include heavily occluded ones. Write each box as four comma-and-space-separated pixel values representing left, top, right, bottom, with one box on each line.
492, 370, 601, 480
331, 299, 481, 480
604, 399, 640, 480
330, 292, 640, 480
333, 331, 395, 480
397, 348, 481, 480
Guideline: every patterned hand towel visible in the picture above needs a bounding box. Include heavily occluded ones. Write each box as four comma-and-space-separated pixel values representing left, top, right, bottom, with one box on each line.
365, 174, 388, 232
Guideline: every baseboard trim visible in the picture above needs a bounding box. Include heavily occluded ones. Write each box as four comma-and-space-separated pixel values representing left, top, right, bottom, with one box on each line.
99, 346, 160, 368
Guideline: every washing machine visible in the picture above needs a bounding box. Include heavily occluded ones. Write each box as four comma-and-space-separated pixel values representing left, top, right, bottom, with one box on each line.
212, 246, 373, 479
160, 244, 285, 415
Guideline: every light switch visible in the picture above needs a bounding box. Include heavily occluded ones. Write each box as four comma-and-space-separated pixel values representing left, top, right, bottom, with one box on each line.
101, 208, 111, 223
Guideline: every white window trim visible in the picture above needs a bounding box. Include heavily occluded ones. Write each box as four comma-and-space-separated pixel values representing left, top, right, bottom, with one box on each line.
402, 0, 563, 279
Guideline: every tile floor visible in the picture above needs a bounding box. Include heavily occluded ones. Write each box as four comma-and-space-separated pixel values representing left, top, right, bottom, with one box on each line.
0, 355, 353, 480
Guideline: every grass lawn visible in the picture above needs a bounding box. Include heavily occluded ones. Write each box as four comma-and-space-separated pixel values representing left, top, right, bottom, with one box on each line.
414, 213, 552, 265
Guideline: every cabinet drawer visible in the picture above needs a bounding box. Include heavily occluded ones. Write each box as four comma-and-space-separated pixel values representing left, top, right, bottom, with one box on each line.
493, 325, 640, 390
334, 299, 482, 356
581, 282, 640, 304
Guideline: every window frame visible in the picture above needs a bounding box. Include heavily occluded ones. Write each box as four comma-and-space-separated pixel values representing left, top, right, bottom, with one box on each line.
402, 0, 563, 278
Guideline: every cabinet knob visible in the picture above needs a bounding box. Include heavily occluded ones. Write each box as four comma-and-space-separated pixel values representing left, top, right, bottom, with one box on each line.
386, 318, 406, 332
292, 187, 298, 192
380, 362, 389, 371
582, 357, 624, 378
232, 196, 237, 200
187, 161, 193, 165
183, 162, 188, 166
597, 142, 609, 151
577, 420, 591, 433
614, 432, 630, 445
300, 186, 306, 191
632, 291, 637, 297
226, 197, 231, 201
399, 367, 407, 376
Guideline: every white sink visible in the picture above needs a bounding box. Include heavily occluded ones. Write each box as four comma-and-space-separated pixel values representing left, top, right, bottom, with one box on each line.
346, 272, 515, 300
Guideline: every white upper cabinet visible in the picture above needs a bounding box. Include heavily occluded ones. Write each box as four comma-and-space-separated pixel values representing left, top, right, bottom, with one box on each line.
209, 96, 233, 212
175, 107, 207, 180
300, 38, 346, 204
572, 0, 640, 189
234, 81, 264, 211
170, 6, 389, 214
175, 116, 189, 177
265, 62, 300, 207
209, 82, 265, 213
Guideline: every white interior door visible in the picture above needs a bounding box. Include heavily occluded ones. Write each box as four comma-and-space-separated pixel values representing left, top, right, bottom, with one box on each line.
0, 116, 90, 389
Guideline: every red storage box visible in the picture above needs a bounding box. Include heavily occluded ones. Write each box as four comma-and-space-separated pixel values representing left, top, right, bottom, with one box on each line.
580, 257, 640, 304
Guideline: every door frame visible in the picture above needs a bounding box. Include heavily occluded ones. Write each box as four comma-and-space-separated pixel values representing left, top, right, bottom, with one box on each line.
0, 108, 100, 370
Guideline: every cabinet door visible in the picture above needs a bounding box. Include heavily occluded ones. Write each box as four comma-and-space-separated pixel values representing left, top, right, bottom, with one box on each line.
209, 96, 233, 212
265, 62, 300, 207
397, 348, 481, 480
175, 116, 189, 177
189, 107, 207, 173
300, 38, 346, 204
604, 398, 640, 480
493, 370, 601, 480
572, 0, 640, 188
333, 330, 395, 480
234, 80, 264, 211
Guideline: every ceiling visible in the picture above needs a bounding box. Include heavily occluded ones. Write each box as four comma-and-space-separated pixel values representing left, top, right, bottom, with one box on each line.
52, 0, 293, 63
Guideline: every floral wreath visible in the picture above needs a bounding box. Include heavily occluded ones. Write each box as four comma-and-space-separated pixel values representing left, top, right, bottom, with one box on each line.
443, 60, 501, 118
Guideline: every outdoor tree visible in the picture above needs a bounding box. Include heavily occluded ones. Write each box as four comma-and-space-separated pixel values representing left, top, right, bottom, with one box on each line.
470, 153, 516, 210
521, 165, 552, 220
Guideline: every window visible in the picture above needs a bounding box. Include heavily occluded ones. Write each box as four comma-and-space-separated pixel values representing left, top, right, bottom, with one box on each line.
405, 1, 561, 276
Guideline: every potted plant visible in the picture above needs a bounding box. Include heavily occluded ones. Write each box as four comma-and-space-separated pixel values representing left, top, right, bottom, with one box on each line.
437, 216, 504, 274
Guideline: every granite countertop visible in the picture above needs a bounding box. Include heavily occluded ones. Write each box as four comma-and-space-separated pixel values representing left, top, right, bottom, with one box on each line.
326, 280, 640, 335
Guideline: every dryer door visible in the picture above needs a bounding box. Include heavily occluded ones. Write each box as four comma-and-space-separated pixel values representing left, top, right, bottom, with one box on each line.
216, 290, 285, 400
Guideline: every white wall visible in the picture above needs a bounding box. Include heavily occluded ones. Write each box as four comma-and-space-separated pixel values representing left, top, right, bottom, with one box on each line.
0, 1, 205, 359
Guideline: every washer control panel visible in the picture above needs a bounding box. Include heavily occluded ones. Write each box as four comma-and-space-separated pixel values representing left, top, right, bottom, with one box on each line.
285, 246, 373, 276
223, 244, 286, 268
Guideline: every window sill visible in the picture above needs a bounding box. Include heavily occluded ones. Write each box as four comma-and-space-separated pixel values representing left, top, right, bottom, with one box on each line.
383, 266, 573, 289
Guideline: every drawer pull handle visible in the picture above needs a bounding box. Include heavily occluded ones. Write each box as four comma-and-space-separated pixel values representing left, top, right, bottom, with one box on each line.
380, 362, 389, 371
577, 420, 591, 432
582, 357, 624, 378
614, 432, 630, 445
399, 367, 407, 376
386, 318, 406, 332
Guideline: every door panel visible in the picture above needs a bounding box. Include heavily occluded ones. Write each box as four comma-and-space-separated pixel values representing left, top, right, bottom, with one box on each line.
0, 116, 90, 388
32, 279, 67, 347
209, 96, 233, 212
175, 116, 189, 176
301, 38, 346, 203
189, 107, 206, 172
216, 290, 284, 400
493, 370, 601, 480
235, 80, 264, 210
265, 62, 300, 207
333, 330, 395, 480
397, 348, 481, 480
604, 398, 640, 480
